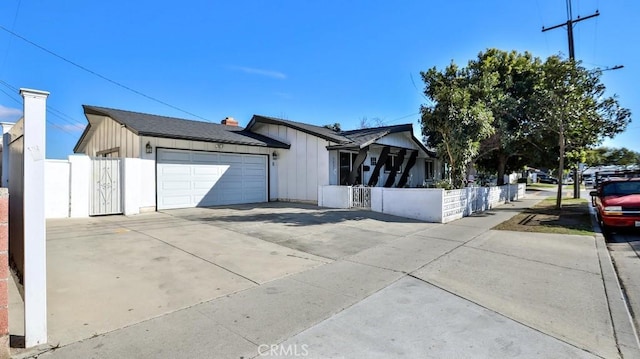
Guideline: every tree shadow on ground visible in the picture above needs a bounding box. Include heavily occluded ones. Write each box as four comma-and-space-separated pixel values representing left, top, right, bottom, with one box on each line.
165, 202, 428, 227
494, 200, 593, 234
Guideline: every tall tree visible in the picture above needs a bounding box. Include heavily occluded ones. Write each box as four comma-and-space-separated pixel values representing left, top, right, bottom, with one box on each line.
470, 49, 542, 185
420, 62, 495, 188
528, 56, 631, 208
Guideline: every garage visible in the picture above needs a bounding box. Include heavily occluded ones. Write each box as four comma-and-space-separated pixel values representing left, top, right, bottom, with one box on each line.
157, 149, 268, 210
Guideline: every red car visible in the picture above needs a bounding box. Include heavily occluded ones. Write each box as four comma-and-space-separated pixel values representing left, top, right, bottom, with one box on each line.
590, 177, 640, 232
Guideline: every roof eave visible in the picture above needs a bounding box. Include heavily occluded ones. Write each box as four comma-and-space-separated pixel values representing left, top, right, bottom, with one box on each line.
248, 115, 348, 144
139, 132, 290, 149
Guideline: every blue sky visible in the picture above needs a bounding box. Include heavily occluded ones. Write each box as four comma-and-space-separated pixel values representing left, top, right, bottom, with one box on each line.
0, 0, 638, 159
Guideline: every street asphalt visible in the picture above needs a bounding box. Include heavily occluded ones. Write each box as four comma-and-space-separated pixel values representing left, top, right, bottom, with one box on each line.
9, 190, 640, 359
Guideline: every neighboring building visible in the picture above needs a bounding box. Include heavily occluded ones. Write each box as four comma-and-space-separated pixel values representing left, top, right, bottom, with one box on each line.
74, 106, 440, 211
0, 122, 15, 187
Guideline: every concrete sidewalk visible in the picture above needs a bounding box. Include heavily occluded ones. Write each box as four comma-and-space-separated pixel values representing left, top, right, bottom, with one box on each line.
18, 194, 640, 358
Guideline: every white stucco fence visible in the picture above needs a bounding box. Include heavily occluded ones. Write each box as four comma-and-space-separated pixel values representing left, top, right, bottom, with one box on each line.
44, 155, 155, 218
318, 184, 526, 223
317, 185, 352, 209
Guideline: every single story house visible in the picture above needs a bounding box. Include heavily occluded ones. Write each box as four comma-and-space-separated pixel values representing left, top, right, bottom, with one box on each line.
73, 105, 441, 212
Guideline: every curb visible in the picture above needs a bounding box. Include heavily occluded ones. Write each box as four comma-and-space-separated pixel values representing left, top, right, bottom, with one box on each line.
595, 232, 640, 358
589, 200, 640, 358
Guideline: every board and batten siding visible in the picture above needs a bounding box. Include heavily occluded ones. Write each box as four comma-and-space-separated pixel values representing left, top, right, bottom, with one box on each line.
81, 115, 140, 157
252, 124, 332, 203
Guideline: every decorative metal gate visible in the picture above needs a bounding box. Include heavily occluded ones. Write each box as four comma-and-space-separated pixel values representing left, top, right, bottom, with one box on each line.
90, 158, 122, 215
351, 186, 371, 209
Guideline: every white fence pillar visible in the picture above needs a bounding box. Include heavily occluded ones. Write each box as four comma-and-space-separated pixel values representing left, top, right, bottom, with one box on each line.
21, 88, 49, 347
123, 158, 141, 215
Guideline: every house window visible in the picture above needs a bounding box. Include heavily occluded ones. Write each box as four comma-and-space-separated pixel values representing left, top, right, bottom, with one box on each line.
370, 157, 377, 166
425, 160, 434, 180
339, 152, 363, 185
384, 155, 402, 173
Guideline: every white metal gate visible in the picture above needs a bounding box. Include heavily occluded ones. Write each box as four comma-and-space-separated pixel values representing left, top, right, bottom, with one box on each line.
351, 186, 371, 209
90, 158, 122, 215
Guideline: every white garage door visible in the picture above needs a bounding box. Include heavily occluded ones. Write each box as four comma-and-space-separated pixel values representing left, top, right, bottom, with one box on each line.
157, 149, 267, 210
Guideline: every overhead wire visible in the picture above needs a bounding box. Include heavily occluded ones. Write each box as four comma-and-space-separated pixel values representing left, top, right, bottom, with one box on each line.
535, 0, 551, 55
0, 0, 22, 74
0, 25, 210, 122
0, 80, 84, 137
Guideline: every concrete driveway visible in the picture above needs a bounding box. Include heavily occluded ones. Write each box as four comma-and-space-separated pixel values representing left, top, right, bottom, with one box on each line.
11, 199, 639, 358
10, 203, 437, 348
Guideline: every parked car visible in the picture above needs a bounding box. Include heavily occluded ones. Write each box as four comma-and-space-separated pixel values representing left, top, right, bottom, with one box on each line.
583, 174, 595, 187
590, 177, 640, 232
537, 174, 559, 184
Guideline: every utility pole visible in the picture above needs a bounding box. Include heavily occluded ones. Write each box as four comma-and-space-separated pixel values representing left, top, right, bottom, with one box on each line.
542, 0, 599, 199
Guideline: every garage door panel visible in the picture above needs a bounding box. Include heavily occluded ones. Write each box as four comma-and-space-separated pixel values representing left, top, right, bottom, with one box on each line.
157, 149, 267, 210
193, 165, 226, 176
160, 165, 192, 176
244, 167, 266, 176
161, 195, 193, 207
160, 181, 192, 190
243, 156, 265, 164
191, 152, 219, 163
158, 150, 191, 162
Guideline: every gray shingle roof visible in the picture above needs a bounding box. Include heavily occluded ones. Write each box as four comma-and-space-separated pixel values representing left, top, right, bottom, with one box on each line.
247, 115, 351, 143
247, 115, 435, 157
340, 124, 413, 147
76, 106, 290, 152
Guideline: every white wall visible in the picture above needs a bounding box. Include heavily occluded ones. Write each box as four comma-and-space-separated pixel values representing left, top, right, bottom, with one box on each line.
319, 183, 526, 223
375, 188, 444, 222
44, 161, 70, 218
68, 155, 91, 218
317, 185, 351, 209
139, 159, 156, 210
375, 132, 417, 149
251, 124, 333, 203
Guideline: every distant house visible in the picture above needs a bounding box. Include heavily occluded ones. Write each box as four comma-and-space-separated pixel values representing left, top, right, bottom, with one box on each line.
74, 106, 441, 211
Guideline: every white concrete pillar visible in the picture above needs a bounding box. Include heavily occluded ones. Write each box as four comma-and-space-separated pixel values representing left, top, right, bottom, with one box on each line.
20, 88, 49, 347
123, 158, 141, 215
68, 155, 91, 218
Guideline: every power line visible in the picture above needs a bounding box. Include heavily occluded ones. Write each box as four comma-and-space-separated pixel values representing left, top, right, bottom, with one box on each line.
0, 78, 84, 126
0, 0, 22, 74
0, 82, 83, 138
382, 112, 420, 125
0, 25, 209, 122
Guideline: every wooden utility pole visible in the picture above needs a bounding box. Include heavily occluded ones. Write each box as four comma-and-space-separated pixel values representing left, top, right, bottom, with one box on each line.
542, 0, 599, 200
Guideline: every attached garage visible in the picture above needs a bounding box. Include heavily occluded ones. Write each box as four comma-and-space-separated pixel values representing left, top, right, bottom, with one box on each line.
157, 149, 268, 210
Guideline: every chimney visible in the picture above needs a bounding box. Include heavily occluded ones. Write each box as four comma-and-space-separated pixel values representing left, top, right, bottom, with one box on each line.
221, 117, 238, 126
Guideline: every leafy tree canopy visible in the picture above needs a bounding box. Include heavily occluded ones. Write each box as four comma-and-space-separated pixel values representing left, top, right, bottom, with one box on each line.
323, 123, 341, 132
420, 48, 632, 200
584, 147, 640, 167
420, 62, 495, 188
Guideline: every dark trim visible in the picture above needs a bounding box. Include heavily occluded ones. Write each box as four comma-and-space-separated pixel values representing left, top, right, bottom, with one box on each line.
139, 132, 290, 149
73, 123, 92, 153
384, 148, 406, 187
247, 115, 348, 144
347, 146, 369, 185
96, 147, 120, 157
397, 150, 418, 187
367, 146, 390, 187
411, 135, 436, 158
